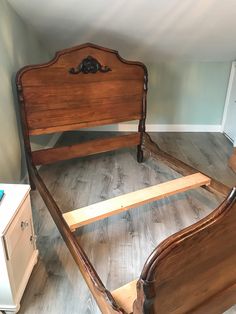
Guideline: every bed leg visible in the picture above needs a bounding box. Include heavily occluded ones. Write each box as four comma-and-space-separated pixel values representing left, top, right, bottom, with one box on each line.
137, 145, 144, 163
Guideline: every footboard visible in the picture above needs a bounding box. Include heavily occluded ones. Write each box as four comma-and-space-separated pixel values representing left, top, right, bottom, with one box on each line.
135, 187, 236, 314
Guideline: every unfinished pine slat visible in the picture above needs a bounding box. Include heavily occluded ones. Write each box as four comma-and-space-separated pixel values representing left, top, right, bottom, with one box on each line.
63, 173, 211, 230
111, 280, 138, 314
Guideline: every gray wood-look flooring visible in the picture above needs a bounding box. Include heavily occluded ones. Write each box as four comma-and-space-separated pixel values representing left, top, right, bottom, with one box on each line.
18, 132, 236, 314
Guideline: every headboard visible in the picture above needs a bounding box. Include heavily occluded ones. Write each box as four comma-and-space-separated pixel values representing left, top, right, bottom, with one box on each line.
16, 43, 148, 169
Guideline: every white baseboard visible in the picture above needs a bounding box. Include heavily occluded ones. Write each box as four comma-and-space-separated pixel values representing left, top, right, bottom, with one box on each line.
145, 124, 222, 132
83, 124, 222, 132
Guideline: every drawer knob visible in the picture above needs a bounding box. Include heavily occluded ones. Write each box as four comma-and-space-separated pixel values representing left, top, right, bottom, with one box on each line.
30, 235, 37, 244
21, 220, 29, 230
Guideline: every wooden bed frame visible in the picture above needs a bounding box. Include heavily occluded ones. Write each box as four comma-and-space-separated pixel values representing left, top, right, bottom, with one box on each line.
16, 43, 236, 314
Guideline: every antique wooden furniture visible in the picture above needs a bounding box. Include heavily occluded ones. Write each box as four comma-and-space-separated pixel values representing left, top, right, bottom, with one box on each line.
0, 184, 38, 313
16, 43, 236, 313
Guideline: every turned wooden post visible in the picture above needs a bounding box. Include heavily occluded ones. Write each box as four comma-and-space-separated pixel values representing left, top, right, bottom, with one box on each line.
137, 68, 148, 163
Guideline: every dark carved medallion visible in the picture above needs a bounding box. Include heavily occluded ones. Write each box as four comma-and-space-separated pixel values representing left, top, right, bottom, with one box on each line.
69, 56, 111, 74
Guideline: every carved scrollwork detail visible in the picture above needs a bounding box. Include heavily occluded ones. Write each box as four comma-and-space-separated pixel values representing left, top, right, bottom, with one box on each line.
69, 56, 111, 74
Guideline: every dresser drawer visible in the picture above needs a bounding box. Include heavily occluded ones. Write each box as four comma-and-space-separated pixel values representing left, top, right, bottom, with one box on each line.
4, 196, 32, 259
9, 217, 35, 297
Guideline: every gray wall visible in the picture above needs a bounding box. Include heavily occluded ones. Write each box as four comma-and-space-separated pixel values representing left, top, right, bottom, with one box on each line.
0, 0, 50, 183
147, 61, 231, 125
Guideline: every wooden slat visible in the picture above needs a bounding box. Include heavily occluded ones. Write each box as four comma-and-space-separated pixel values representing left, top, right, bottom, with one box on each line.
32, 133, 141, 165
24, 81, 142, 106
26, 93, 141, 113
27, 106, 140, 131
111, 280, 137, 314
63, 173, 211, 230
28, 115, 141, 135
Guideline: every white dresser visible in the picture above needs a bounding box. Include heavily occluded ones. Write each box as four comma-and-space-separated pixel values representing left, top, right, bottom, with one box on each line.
0, 184, 38, 313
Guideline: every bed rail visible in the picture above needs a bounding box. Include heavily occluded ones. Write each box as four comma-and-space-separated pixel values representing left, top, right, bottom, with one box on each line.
32, 133, 141, 165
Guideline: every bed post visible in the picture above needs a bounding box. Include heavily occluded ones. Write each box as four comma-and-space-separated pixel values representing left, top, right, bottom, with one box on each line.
137, 67, 148, 163
16, 82, 36, 190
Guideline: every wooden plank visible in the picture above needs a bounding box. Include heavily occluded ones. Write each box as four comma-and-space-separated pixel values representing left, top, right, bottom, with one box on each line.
26, 93, 141, 113
111, 280, 137, 314
28, 115, 141, 135
24, 81, 142, 107
63, 173, 211, 230
32, 133, 141, 165
27, 108, 140, 132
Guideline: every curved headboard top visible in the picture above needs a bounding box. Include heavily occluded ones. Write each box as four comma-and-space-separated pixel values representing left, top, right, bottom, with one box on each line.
16, 43, 148, 136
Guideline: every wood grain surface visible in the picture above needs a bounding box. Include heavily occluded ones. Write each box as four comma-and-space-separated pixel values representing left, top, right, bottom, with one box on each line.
32, 133, 140, 165
64, 173, 210, 230
112, 280, 138, 314
135, 187, 236, 314
17, 43, 146, 136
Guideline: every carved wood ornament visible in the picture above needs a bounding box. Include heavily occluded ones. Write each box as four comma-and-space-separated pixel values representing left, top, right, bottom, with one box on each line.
69, 55, 111, 74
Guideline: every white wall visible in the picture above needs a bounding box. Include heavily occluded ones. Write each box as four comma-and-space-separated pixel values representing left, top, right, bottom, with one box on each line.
0, 0, 50, 183
7, 0, 236, 62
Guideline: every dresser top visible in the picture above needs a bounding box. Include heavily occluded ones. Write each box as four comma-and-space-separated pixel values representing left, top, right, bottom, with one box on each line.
0, 184, 30, 235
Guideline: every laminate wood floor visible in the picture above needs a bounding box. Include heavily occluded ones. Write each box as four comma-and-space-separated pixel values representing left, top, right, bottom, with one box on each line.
18, 132, 236, 314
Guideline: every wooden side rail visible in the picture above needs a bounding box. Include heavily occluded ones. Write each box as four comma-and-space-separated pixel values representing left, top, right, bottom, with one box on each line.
28, 163, 123, 313
63, 173, 211, 230
32, 133, 141, 165
142, 132, 231, 196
